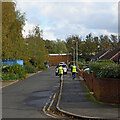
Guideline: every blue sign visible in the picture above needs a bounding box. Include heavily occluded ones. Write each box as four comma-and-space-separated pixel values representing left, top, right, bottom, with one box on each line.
2, 59, 24, 67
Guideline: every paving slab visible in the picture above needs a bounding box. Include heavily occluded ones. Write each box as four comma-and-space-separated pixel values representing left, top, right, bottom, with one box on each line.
58, 72, 120, 120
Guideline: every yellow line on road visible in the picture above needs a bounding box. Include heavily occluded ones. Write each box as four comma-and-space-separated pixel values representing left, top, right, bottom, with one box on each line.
43, 111, 57, 118
42, 93, 54, 111
43, 102, 48, 111
47, 93, 56, 112
43, 92, 58, 118
50, 112, 58, 117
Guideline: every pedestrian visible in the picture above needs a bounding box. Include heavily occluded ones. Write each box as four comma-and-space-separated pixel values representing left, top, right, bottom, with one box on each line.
71, 64, 77, 80
70, 64, 73, 72
58, 65, 63, 83
68, 62, 70, 68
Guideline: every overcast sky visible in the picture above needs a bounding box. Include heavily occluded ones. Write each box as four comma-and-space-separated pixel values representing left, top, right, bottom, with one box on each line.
16, 0, 119, 40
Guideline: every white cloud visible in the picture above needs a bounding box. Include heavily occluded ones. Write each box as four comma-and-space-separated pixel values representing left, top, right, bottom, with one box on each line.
44, 27, 52, 31
43, 31, 56, 40
22, 22, 35, 38
16, 0, 118, 40
16, 0, 119, 3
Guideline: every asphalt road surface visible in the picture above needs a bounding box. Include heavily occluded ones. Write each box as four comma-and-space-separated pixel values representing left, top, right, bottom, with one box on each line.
2, 67, 59, 119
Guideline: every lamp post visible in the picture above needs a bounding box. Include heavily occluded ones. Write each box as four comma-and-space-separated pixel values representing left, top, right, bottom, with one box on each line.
76, 39, 78, 67
71, 47, 75, 63
97, 44, 100, 60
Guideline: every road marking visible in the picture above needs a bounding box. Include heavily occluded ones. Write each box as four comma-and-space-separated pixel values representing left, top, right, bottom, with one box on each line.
47, 93, 56, 112
43, 111, 57, 118
43, 102, 48, 111
50, 112, 58, 117
42, 93, 53, 112
43, 92, 58, 118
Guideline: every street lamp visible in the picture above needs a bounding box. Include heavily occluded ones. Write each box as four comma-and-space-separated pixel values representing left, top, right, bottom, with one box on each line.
71, 47, 75, 63
76, 39, 78, 67
97, 44, 100, 60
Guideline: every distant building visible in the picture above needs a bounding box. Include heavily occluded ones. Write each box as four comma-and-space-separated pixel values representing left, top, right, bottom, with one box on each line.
49, 54, 72, 66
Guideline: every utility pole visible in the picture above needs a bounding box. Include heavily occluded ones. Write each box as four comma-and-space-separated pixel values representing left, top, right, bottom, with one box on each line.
76, 38, 78, 67
73, 48, 75, 63
67, 52, 68, 65
118, 3, 120, 64
71, 47, 75, 63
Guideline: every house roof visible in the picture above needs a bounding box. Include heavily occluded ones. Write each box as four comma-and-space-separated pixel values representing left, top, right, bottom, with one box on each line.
92, 49, 110, 60
100, 48, 120, 60
92, 47, 120, 62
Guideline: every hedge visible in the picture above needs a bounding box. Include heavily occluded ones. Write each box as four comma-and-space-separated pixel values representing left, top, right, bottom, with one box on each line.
89, 61, 120, 78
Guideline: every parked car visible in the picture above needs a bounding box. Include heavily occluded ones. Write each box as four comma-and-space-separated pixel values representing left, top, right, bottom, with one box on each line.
55, 64, 68, 76
62, 64, 67, 74
59, 62, 69, 70
59, 62, 65, 66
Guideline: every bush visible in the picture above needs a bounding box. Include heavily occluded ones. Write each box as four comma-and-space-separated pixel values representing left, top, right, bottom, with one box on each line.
36, 64, 47, 71
24, 63, 37, 73
97, 59, 115, 63
2, 64, 26, 81
89, 62, 120, 78
79, 59, 86, 64
78, 63, 84, 69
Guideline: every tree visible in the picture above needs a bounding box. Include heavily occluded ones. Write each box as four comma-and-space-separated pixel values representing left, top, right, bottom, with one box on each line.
26, 25, 46, 67
66, 35, 74, 54
99, 35, 111, 50
110, 34, 118, 48
56, 39, 67, 54
44, 39, 67, 54
2, 2, 25, 59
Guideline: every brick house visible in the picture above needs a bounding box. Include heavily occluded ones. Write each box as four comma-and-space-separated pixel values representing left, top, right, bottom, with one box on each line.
49, 54, 72, 66
92, 48, 120, 63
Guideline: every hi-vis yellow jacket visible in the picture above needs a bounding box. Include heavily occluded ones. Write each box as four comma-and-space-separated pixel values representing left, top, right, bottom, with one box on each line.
59, 66, 63, 74
72, 65, 76, 72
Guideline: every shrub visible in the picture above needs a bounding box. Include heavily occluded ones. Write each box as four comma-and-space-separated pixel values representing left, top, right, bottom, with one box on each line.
79, 59, 86, 64
78, 59, 86, 69
89, 62, 120, 78
36, 64, 47, 71
78, 63, 84, 69
24, 63, 37, 73
2, 64, 26, 80
97, 59, 115, 63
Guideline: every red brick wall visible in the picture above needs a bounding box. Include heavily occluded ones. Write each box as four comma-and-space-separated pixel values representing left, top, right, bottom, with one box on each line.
78, 70, 93, 91
78, 69, 120, 104
49, 55, 72, 66
94, 78, 120, 104
85, 73, 93, 90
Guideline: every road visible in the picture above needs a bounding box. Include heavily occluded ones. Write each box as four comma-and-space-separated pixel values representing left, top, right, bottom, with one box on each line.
2, 67, 59, 118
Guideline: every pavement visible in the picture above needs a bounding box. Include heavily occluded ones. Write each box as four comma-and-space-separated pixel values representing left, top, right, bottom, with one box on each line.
57, 71, 120, 120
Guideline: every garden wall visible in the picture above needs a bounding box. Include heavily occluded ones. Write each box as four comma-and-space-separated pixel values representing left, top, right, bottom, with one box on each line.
94, 78, 120, 104
78, 69, 120, 104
